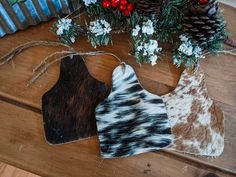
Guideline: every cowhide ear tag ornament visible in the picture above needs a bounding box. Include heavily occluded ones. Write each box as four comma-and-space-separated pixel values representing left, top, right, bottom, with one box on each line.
42, 55, 111, 144
162, 65, 225, 157
96, 64, 173, 159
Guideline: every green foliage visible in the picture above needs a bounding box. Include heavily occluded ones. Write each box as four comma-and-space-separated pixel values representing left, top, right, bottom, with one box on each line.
131, 0, 189, 43
8, 0, 26, 5
51, 20, 83, 45
129, 11, 140, 28
130, 12, 162, 65
86, 1, 128, 31
173, 35, 205, 68
87, 32, 111, 48
173, 51, 199, 68
49, 0, 229, 68
87, 19, 112, 48
202, 14, 228, 54
158, 0, 188, 42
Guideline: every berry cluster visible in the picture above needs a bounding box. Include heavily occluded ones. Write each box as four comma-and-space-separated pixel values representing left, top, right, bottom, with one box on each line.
198, 0, 208, 5
102, 0, 135, 17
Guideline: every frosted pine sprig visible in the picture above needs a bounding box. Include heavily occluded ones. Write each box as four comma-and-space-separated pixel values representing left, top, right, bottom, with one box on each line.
173, 34, 205, 68
131, 15, 161, 66
135, 40, 162, 66
52, 18, 82, 45
87, 19, 112, 48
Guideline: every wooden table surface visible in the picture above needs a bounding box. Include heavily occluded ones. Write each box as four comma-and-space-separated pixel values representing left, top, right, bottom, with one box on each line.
0, 4, 235, 177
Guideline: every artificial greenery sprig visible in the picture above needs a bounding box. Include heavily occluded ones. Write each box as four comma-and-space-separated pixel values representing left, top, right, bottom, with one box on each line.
50, 0, 229, 68
173, 34, 205, 68
51, 18, 83, 45
158, 0, 188, 42
130, 12, 162, 65
87, 19, 112, 48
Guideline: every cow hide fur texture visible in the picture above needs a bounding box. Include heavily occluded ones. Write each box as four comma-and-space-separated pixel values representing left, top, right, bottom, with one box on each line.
96, 64, 173, 158
162, 65, 225, 157
42, 54, 224, 157
42, 55, 111, 144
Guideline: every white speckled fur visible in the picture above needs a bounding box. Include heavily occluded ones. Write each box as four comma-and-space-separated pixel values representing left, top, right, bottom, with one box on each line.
96, 64, 173, 158
162, 65, 224, 157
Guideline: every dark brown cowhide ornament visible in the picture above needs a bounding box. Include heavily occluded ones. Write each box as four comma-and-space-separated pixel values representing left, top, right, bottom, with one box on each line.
42, 55, 111, 144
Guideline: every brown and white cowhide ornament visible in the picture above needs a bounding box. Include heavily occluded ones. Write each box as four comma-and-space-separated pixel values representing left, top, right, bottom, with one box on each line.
162, 65, 225, 157
42, 55, 111, 144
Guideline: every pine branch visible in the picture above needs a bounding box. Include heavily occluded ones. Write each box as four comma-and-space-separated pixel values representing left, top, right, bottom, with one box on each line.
158, 0, 188, 42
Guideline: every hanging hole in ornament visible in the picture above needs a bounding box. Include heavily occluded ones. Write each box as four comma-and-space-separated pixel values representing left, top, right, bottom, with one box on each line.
119, 62, 126, 74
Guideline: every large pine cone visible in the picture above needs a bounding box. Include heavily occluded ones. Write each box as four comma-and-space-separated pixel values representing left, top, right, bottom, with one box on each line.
183, 0, 225, 46
136, 0, 164, 16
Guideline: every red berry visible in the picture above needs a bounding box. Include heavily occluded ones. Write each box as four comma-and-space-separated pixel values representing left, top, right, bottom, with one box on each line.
111, 0, 120, 8
103, 0, 111, 8
120, 0, 127, 5
124, 9, 131, 17
127, 3, 134, 12
112, 2, 118, 8
199, 0, 208, 5
112, 0, 120, 4
119, 4, 126, 11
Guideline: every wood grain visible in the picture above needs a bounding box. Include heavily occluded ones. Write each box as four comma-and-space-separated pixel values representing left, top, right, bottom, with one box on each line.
0, 3, 235, 177
0, 100, 234, 177
0, 162, 39, 177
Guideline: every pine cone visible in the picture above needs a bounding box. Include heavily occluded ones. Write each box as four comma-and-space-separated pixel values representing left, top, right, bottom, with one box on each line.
136, 0, 164, 16
183, 0, 225, 47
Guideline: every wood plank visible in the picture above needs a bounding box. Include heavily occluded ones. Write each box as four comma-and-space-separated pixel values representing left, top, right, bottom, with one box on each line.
0, 100, 234, 177
0, 2, 235, 175
200, 3, 236, 107
0, 162, 39, 177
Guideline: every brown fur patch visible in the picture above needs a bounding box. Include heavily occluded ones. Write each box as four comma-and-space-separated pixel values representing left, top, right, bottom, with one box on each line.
42, 55, 111, 144
163, 65, 224, 156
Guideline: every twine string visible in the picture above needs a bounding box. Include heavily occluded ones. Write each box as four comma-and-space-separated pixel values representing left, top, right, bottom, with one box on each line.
27, 52, 78, 87
33, 50, 76, 73
33, 50, 123, 73
2, 40, 235, 87
28, 50, 124, 86
203, 48, 236, 57
0, 41, 73, 66
64, 5, 83, 19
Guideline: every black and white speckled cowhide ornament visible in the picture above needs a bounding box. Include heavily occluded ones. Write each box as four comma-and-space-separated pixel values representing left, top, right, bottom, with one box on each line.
42, 54, 111, 144
95, 64, 173, 158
